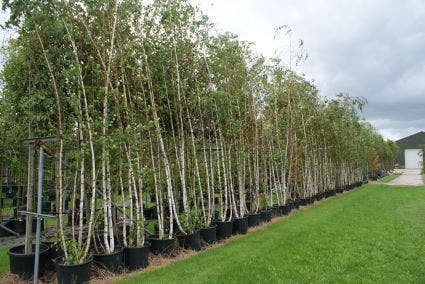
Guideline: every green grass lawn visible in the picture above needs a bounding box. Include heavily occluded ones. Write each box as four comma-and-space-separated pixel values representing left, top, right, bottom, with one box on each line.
117, 183, 425, 283
0, 246, 10, 275
377, 172, 402, 183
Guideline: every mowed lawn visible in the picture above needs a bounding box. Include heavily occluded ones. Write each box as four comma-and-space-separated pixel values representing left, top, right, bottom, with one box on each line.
117, 183, 425, 283
0, 246, 10, 275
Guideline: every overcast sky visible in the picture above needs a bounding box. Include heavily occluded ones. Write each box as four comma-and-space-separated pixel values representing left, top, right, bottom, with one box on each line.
193, 0, 425, 141
2, 1, 425, 140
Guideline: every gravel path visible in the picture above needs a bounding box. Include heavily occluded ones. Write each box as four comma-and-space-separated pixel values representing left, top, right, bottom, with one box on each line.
388, 169, 423, 186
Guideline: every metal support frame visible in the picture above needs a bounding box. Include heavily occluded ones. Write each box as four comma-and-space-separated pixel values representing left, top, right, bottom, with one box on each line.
21, 136, 58, 284
0, 223, 19, 236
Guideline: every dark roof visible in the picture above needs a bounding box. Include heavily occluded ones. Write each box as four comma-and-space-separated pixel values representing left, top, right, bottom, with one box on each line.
395, 131, 425, 166
396, 131, 425, 146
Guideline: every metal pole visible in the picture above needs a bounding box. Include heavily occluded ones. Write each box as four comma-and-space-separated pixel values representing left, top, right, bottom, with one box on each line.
33, 147, 44, 284
25, 125, 35, 254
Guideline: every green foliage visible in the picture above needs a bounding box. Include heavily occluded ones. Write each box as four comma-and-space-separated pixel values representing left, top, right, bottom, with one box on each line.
55, 232, 89, 265
180, 209, 202, 233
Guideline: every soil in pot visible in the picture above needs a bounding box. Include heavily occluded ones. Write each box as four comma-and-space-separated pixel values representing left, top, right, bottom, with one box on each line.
93, 248, 123, 273
216, 220, 233, 240
55, 257, 91, 284
124, 244, 150, 271
260, 209, 273, 222
148, 237, 176, 255
177, 230, 202, 251
233, 217, 248, 235
201, 225, 217, 244
248, 213, 261, 227
8, 244, 49, 280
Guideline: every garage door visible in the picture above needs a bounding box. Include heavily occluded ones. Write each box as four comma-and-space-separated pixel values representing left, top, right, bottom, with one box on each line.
405, 149, 422, 169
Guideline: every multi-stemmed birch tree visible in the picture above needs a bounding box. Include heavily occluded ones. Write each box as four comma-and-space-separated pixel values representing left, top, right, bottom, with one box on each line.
0, 0, 399, 264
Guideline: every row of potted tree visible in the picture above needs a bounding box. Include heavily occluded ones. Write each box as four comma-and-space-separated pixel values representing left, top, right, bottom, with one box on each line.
0, 0, 398, 283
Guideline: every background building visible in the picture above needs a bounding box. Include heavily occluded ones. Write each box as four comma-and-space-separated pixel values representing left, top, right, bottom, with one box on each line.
395, 131, 425, 169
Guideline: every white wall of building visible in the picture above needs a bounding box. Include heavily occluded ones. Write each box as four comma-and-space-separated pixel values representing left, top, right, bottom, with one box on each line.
405, 149, 423, 169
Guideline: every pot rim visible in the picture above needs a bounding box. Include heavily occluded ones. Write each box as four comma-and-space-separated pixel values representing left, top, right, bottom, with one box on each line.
176, 229, 201, 237
147, 236, 175, 241
215, 220, 233, 224
201, 224, 217, 230
93, 246, 124, 256
54, 256, 92, 267
8, 244, 49, 257
124, 243, 151, 250
234, 216, 248, 221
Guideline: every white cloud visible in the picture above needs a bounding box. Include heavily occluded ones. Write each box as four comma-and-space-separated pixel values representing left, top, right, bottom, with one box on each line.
193, 0, 425, 140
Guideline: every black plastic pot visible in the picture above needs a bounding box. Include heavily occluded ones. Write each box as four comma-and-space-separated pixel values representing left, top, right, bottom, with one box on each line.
281, 203, 292, 215
216, 220, 233, 240
11, 219, 26, 234
143, 206, 157, 220
41, 241, 57, 267
148, 237, 176, 255
201, 225, 217, 244
55, 257, 92, 284
124, 245, 150, 271
260, 209, 273, 223
177, 230, 202, 251
233, 217, 248, 235
0, 224, 11, 237
271, 206, 281, 217
8, 244, 49, 280
67, 210, 87, 226
42, 201, 51, 213
93, 248, 123, 273
279, 205, 286, 215
294, 199, 301, 209
248, 213, 261, 227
